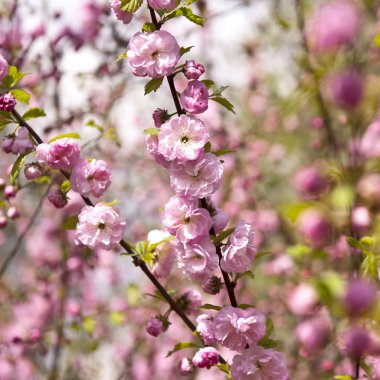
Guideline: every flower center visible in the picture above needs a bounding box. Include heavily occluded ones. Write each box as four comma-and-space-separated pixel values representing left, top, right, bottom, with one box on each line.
152, 50, 160, 58
184, 217, 191, 223
181, 136, 189, 144
98, 222, 106, 230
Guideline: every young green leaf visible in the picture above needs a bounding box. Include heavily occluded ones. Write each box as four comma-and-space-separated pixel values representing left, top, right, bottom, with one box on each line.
201, 79, 215, 89
163, 7, 204, 26
120, 0, 143, 13
22, 108, 47, 121
179, 45, 194, 57
10, 89, 30, 104
62, 215, 79, 230
86, 119, 104, 132
199, 303, 221, 311
10, 154, 27, 185
48, 132, 80, 143
166, 342, 199, 357
116, 51, 128, 63
210, 96, 235, 114
143, 128, 161, 135
213, 149, 235, 157
144, 77, 164, 95
142, 22, 156, 32
211, 227, 235, 246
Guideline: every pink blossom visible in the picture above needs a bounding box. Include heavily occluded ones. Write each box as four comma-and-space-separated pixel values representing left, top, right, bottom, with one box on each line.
110, 0, 133, 24
0, 93, 16, 112
178, 358, 194, 376
287, 283, 318, 316
71, 158, 111, 198
307, 1, 361, 53
148, 229, 176, 278
127, 31, 180, 78
2, 127, 34, 155
47, 188, 68, 208
220, 221, 257, 273
297, 209, 332, 248
24, 163, 42, 180
361, 119, 380, 159
214, 306, 266, 351
211, 206, 229, 234
327, 70, 363, 109
162, 195, 212, 242
177, 237, 219, 282
343, 327, 371, 359
292, 165, 328, 198
36, 138, 80, 170
146, 317, 164, 337
152, 108, 169, 128
231, 346, 289, 380
180, 80, 209, 114
184, 60, 205, 80
146, 133, 171, 169
344, 278, 377, 316
196, 314, 216, 345
192, 347, 219, 369
148, 0, 177, 10
202, 275, 222, 295
0, 54, 9, 81
170, 153, 223, 198
178, 289, 202, 314
75, 203, 126, 250
295, 317, 331, 353
158, 115, 209, 161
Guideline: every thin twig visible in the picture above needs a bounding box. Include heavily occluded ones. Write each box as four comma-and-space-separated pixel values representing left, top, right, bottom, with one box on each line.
0, 184, 51, 279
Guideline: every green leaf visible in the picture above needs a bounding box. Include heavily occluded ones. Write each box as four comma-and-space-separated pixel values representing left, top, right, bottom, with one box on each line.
179, 45, 194, 57
142, 22, 156, 32
373, 33, 380, 47
257, 338, 282, 349
120, 0, 143, 12
183, 0, 199, 5
144, 77, 164, 95
211, 86, 229, 97
276, 17, 290, 29
211, 227, 235, 246
32, 175, 51, 184
105, 128, 121, 147
217, 363, 231, 375
334, 376, 353, 380
213, 148, 235, 157
163, 7, 204, 26
48, 132, 80, 143
10, 89, 30, 104
280, 201, 313, 223
62, 215, 79, 230
109, 311, 124, 325
238, 303, 255, 309
116, 51, 128, 63
210, 96, 235, 114
346, 236, 361, 250
135, 240, 149, 255
60, 180, 71, 194
361, 253, 378, 278
166, 342, 198, 357
86, 119, 103, 132
22, 108, 46, 121
143, 128, 161, 135
148, 236, 174, 251
254, 251, 272, 260
10, 154, 27, 185
2, 66, 28, 88
204, 141, 211, 152
199, 303, 221, 311
235, 271, 255, 281
201, 79, 215, 89
82, 316, 96, 333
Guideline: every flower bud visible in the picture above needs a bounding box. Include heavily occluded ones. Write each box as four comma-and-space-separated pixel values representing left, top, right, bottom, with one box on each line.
178, 358, 194, 376
298, 209, 332, 248
292, 166, 328, 198
4, 185, 16, 198
0, 93, 16, 112
287, 283, 318, 316
343, 327, 371, 359
344, 278, 377, 316
184, 60, 205, 80
192, 347, 219, 369
146, 317, 164, 337
24, 163, 42, 180
48, 188, 68, 209
7, 206, 20, 220
0, 215, 7, 228
202, 275, 222, 295
152, 108, 170, 128
295, 317, 331, 353
180, 80, 208, 114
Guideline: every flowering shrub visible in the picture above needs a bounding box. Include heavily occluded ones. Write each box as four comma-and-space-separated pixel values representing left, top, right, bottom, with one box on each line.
0, 0, 380, 379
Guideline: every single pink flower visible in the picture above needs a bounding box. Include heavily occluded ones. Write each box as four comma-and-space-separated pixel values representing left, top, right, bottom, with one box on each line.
184, 60, 205, 80
196, 314, 216, 345
127, 31, 180, 78
110, 0, 133, 24
0, 54, 9, 81
158, 115, 209, 161
192, 347, 219, 369
214, 306, 266, 351
75, 203, 126, 250
162, 195, 212, 242
180, 80, 209, 114
221, 221, 257, 273
170, 153, 223, 198
231, 346, 289, 380
177, 237, 218, 282
71, 158, 111, 198
36, 138, 80, 170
